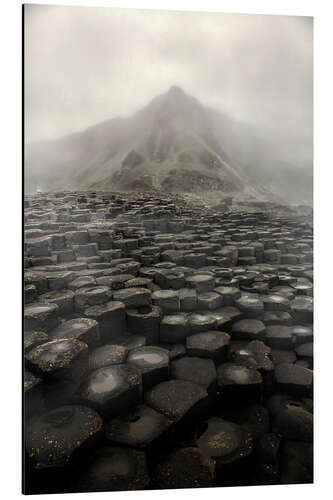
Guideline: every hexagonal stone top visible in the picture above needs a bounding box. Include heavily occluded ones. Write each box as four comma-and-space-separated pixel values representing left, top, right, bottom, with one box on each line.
197, 417, 253, 465
105, 404, 173, 448
127, 346, 170, 373
25, 338, 88, 381
25, 405, 103, 469
145, 379, 208, 422
76, 364, 142, 417
186, 331, 230, 356
217, 363, 263, 387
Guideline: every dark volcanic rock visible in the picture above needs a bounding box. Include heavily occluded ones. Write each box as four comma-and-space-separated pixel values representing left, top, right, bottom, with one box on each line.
26, 405, 103, 470
151, 447, 215, 489
24, 330, 49, 353
25, 338, 88, 382
75, 364, 142, 417
23, 189, 313, 491
197, 417, 253, 466
145, 379, 209, 424
50, 317, 100, 348
275, 362, 313, 397
105, 404, 174, 449
72, 444, 150, 492
88, 344, 128, 371
24, 302, 59, 332
216, 363, 263, 404
126, 346, 170, 389
171, 356, 217, 392
186, 331, 230, 364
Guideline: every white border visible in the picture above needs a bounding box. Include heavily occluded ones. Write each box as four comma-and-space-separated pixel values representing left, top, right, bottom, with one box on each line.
1, 1, 332, 499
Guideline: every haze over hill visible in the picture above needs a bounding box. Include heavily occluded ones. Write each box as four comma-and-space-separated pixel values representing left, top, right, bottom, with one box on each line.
25, 86, 312, 205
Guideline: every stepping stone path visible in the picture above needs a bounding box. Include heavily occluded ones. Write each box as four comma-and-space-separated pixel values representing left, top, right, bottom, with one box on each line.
24, 190, 313, 492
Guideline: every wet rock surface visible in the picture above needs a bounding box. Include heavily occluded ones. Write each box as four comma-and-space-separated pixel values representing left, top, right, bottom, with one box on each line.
24, 191, 313, 492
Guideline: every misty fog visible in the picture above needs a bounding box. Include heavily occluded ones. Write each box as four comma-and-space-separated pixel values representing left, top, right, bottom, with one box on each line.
25, 6, 312, 162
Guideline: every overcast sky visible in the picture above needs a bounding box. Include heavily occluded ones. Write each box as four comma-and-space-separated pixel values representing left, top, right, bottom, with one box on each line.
25, 4, 313, 153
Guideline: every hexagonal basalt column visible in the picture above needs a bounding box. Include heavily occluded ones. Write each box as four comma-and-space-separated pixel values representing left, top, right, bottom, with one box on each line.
84, 301, 126, 343
185, 274, 215, 293
197, 417, 253, 467
186, 331, 230, 365
38, 289, 75, 316
231, 319, 266, 341
72, 445, 150, 492
145, 379, 209, 426
25, 338, 89, 383
88, 344, 128, 371
75, 364, 142, 417
50, 317, 100, 348
24, 303, 59, 332
217, 363, 263, 403
151, 447, 215, 489
126, 306, 161, 345
74, 286, 112, 313
171, 356, 217, 393
235, 294, 264, 317
152, 290, 180, 313
178, 288, 197, 312
113, 287, 152, 308
275, 362, 313, 397
160, 313, 190, 344
127, 346, 170, 389
25, 405, 103, 472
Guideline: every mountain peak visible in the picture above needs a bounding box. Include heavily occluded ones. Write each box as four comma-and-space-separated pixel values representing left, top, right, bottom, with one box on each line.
167, 85, 186, 96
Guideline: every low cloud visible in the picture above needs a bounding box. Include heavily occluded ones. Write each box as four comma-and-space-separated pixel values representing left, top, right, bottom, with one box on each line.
24, 5, 312, 167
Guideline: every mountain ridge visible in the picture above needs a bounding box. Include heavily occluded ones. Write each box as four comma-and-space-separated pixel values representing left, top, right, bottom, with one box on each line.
25, 86, 312, 205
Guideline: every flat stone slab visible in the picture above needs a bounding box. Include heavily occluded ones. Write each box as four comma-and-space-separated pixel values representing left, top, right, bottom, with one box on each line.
160, 313, 190, 343
186, 331, 230, 364
171, 356, 217, 391
74, 286, 112, 312
84, 301, 125, 342
89, 344, 128, 371
75, 364, 142, 417
152, 290, 180, 312
50, 317, 100, 347
127, 346, 170, 389
265, 325, 295, 350
235, 294, 264, 316
231, 319, 266, 341
26, 405, 103, 470
292, 325, 313, 345
24, 330, 49, 353
24, 302, 59, 332
275, 362, 313, 397
72, 445, 150, 492
290, 296, 313, 323
152, 447, 215, 489
263, 294, 290, 311
295, 342, 313, 359
25, 338, 88, 382
271, 349, 297, 365
197, 417, 253, 466
113, 287, 152, 308
273, 405, 313, 442
112, 333, 146, 351
185, 274, 215, 293
126, 306, 161, 344
145, 379, 208, 423
105, 404, 174, 449
217, 363, 263, 403
214, 286, 241, 305
188, 312, 218, 333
